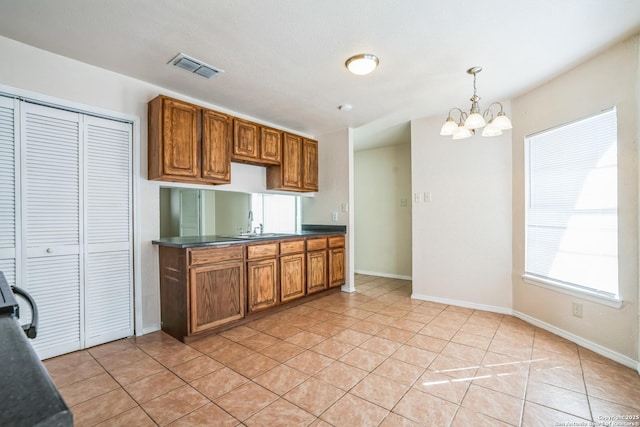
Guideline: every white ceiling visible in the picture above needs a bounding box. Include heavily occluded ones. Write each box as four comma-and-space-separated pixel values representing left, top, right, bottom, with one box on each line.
0, 0, 639, 150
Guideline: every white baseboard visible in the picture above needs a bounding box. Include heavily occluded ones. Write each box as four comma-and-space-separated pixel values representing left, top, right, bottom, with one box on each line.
513, 311, 638, 370
410, 293, 638, 370
341, 284, 356, 293
355, 269, 412, 281
411, 292, 513, 315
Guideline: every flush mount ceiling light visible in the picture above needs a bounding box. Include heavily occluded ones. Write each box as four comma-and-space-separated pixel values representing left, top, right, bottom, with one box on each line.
169, 53, 224, 79
440, 66, 512, 140
345, 54, 379, 75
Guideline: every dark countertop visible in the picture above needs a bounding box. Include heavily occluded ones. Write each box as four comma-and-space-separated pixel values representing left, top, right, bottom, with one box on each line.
153, 225, 346, 248
0, 273, 73, 427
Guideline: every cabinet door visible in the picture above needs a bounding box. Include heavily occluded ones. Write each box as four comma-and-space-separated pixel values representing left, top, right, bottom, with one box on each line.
260, 127, 281, 165
202, 109, 231, 183
247, 258, 278, 312
306, 250, 327, 294
329, 248, 345, 288
302, 138, 318, 191
189, 261, 245, 333
162, 98, 199, 178
232, 118, 259, 162
282, 133, 303, 188
281, 253, 305, 302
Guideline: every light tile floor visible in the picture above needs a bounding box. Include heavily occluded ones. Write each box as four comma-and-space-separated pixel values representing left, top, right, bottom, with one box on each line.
44, 274, 640, 426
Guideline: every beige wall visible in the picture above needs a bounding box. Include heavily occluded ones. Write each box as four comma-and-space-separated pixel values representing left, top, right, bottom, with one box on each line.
354, 144, 412, 278
202, 190, 216, 235
302, 128, 354, 290
214, 191, 251, 235
0, 35, 337, 333
512, 35, 639, 361
410, 116, 513, 311
158, 188, 177, 238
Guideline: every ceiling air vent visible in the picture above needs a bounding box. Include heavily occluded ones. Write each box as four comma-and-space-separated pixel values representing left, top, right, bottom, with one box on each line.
168, 53, 223, 80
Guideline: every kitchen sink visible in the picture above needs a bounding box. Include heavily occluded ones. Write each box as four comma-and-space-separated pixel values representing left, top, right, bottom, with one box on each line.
220, 233, 294, 239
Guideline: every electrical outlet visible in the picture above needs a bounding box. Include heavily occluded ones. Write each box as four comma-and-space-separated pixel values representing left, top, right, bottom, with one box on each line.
331, 212, 338, 222
572, 302, 583, 318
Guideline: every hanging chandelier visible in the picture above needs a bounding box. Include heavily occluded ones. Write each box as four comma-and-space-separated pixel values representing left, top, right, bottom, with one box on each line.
440, 66, 512, 140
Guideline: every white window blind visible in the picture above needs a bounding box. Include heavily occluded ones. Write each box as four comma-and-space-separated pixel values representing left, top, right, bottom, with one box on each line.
525, 108, 618, 299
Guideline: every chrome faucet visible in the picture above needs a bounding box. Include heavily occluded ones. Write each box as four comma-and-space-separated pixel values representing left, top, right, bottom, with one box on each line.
247, 210, 253, 233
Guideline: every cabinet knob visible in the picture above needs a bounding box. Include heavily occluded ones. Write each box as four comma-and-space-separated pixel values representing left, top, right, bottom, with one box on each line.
46, 248, 52, 254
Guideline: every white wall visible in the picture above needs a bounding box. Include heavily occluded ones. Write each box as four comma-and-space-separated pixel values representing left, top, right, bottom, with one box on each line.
410, 116, 513, 311
302, 128, 354, 290
354, 144, 412, 278
0, 35, 338, 334
512, 35, 639, 361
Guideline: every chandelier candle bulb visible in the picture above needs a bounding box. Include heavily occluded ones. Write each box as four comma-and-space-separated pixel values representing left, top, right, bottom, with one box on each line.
440, 66, 512, 139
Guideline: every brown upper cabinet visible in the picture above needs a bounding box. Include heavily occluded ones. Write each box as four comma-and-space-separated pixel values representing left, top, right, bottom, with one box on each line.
148, 95, 231, 184
149, 94, 317, 191
202, 109, 232, 183
267, 134, 318, 192
302, 138, 319, 191
232, 120, 282, 166
232, 118, 259, 163
260, 126, 282, 165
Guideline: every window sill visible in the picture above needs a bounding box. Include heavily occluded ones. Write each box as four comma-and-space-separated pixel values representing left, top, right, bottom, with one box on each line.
522, 274, 623, 309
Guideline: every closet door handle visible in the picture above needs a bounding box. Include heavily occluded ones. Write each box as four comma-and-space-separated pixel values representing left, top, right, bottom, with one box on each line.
46, 248, 52, 254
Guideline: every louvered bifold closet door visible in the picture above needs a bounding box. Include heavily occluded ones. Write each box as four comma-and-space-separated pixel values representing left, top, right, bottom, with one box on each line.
0, 97, 17, 287
84, 116, 133, 347
22, 103, 82, 359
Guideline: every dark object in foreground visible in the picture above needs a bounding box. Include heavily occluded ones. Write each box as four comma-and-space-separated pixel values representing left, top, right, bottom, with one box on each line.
0, 271, 73, 426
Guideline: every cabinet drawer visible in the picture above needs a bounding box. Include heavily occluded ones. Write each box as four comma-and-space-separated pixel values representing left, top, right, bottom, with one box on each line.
190, 245, 244, 266
306, 237, 327, 251
247, 242, 279, 260
328, 235, 345, 248
280, 239, 305, 255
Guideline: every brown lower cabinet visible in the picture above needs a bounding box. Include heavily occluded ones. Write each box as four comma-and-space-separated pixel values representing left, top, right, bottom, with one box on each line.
190, 261, 245, 333
157, 234, 344, 341
247, 242, 279, 312
280, 239, 306, 302
328, 235, 346, 288
306, 237, 328, 294
159, 245, 245, 340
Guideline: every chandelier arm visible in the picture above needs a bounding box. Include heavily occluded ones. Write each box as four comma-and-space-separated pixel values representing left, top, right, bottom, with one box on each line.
441, 67, 511, 138
448, 107, 463, 117
486, 102, 505, 114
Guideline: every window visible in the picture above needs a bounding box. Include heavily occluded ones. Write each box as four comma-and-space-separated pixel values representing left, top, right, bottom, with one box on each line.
251, 194, 300, 233
524, 108, 619, 304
